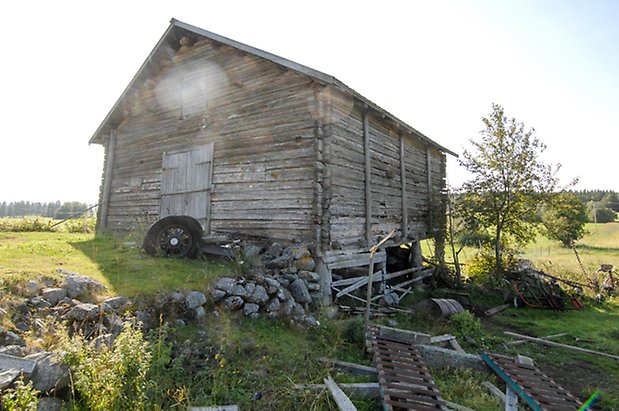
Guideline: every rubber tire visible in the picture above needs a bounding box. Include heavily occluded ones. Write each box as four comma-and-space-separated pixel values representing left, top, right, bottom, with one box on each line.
143, 216, 203, 258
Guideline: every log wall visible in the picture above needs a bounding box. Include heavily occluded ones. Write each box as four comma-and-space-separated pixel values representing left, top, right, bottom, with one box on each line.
103, 38, 317, 241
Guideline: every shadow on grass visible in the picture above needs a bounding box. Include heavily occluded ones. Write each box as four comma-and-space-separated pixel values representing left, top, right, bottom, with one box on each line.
574, 244, 619, 254
70, 235, 232, 297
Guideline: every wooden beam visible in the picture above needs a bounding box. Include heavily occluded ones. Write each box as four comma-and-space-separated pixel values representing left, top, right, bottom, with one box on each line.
504, 331, 619, 360
504, 333, 567, 347
324, 376, 358, 411
99, 128, 116, 230
295, 382, 381, 399
317, 358, 378, 377
363, 110, 371, 245
426, 146, 433, 234
399, 133, 408, 238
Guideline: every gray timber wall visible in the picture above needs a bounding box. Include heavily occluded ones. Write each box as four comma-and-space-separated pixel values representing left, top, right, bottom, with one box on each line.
325, 89, 446, 252
102, 38, 317, 241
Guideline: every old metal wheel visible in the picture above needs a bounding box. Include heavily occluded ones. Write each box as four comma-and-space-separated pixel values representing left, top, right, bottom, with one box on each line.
143, 216, 203, 258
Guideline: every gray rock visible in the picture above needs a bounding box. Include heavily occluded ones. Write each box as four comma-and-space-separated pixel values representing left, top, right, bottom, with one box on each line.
24, 280, 42, 297
92, 333, 114, 350
307, 283, 320, 292
0, 369, 20, 390
14, 322, 29, 332
265, 298, 280, 313
264, 243, 283, 259
276, 277, 290, 288
289, 279, 311, 304
174, 319, 186, 327
276, 288, 289, 302
292, 303, 306, 319
0, 345, 25, 357
231, 284, 247, 298
303, 315, 320, 327
211, 289, 227, 302
265, 255, 292, 269
194, 306, 206, 319
244, 244, 263, 257
61, 274, 106, 300
383, 292, 400, 306
248, 285, 269, 305
185, 291, 207, 309
27, 352, 70, 394
40, 288, 67, 306
292, 244, 311, 260
67, 303, 100, 322
223, 296, 244, 311
244, 282, 256, 297
293, 257, 316, 272
169, 291, 185, 302
282, 273, 298, 282
214, 277, 236, 294
279, 298, 296, 317
30, 297, 52, 309
0, 353, 36, 373
1, 331, 26, 347
102, 296, 128, 311
243, 303, 260, 316
264, 277, 280, 294
298, 271, 320, 282
37, 397, 63, 411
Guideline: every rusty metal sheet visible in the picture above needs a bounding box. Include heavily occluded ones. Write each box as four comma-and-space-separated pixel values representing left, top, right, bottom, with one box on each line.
482, 352, 581, 411
368, 326, 446, 410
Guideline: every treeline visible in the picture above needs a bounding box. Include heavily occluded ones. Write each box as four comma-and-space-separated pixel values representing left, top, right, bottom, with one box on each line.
0, 201, 96, 219
572, 190, 618, 223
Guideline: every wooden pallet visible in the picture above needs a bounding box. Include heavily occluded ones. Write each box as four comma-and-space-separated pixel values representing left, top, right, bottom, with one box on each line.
368, 327, 446, 410
481, 352, 582, 411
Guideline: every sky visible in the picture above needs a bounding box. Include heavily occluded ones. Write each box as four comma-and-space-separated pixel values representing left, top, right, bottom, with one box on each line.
0, 0, 617, 203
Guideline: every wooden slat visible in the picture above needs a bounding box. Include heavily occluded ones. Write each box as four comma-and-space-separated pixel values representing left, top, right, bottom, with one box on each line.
363, 109, 372, 245
324, 376, 358, 411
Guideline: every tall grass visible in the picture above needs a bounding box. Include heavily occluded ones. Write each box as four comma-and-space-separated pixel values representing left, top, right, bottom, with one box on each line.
0, 217, 95, 233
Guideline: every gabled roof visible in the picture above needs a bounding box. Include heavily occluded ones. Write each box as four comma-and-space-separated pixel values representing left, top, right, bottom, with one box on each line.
90, 19, 456, 156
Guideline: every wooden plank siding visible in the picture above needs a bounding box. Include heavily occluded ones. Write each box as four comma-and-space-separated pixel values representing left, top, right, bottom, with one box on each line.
104, 38, 317, 241
325, 89, 438, 251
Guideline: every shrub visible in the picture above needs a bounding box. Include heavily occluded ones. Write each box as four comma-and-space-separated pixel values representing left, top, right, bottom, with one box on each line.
589, 206, 616, 223
1, 376, 39, 411
465, 246, 517, 285
63, 321, 152, 411
0, 217, 54, 232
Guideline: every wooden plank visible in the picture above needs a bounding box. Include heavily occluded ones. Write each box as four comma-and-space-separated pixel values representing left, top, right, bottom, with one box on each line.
336, 270, 384, 299
99, 129, 117, 229
318, 357, 378, 377
504, 331, 619, 360
504, 333, 568, 347
324, 376, 358, 411
430, 334, 456, 344
426, 146, 433, 232
482, 381, 506, 404
363, 109, 371, 245
294, 382, 381, 399
399, 133, 408, 239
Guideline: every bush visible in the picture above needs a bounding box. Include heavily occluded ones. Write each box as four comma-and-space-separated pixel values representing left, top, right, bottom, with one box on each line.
465, 247, 516, 285
1, 376, 39, 411
63, 321, 152, 411
0, 217, 95, 233
589, 206, 616, 223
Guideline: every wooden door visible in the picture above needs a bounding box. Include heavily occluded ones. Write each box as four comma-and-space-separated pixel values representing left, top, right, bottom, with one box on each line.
160, 143, 214, 231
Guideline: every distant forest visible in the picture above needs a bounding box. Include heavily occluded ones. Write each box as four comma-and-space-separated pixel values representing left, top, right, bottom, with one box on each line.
575, 190, 619, 211
0, 201, 96, 219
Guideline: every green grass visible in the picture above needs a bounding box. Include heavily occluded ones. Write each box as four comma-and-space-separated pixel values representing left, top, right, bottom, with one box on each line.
0, 231, 230, 297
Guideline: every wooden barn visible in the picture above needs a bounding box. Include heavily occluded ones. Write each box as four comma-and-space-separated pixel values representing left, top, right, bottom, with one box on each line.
91, 19, 455, 301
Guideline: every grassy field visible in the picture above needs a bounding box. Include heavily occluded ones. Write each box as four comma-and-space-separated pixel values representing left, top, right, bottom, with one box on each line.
1, 220, 618, 409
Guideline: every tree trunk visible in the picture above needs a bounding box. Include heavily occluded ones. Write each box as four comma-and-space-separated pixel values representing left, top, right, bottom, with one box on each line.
494, 226, 503, 278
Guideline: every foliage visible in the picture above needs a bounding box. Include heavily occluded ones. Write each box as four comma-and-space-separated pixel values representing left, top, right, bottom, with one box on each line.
459, 103, 559, 275
541, 192, 589, 246
63, 321, 152, 411
447, 310, 496, 348
1, 375, 39, 411
0, 200, 95, 218
576, 190, 619, 212
432, 367, 500, 411
588, 204, 616, 223
0, 217, 95, 233
465, 245, 517, 285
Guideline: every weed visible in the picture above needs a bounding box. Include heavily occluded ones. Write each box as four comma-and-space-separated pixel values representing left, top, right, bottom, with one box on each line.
1, 375, 39, 411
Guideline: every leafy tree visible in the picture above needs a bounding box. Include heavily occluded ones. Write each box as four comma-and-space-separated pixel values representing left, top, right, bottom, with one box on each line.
587, 203, 617, 223
541, 192, 588, 246
459, 103, 559, 275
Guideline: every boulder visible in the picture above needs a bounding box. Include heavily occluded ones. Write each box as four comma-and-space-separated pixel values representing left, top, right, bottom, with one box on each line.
27, 352, 70, 395
292, 244, 311, 260
102, 296, 128, 311
263, 277, 280, 294
0, 330, 26, 347
169, 291, 185, 302
67, 303, 100, 322
307, 283, 320, 292
303, 316, 320, 327
244, 282, 256, 297
243, 303, 260, 316
40, 288, 67, 306
214, 277, 236, 294
265, 298, 281, 313
211, 289, 227, 302
24, 280, 42, 297
244, 244, 263, 257
223, 296, 244, 311
276, 288, 289, 302
298, 271, 320, 283
263, 243, 283, 259
60, 273, 106, 300
37, 397, 63, 411
231, 285, 248, 298
0, 345, 25, 357
248, 285, 269, 305
293, 256, 316, 272
265, 255, 292, 269
194, 306, 206, 319
185, 291, 207, 309
289, 279, 311, 304
0, 369, 20, 390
